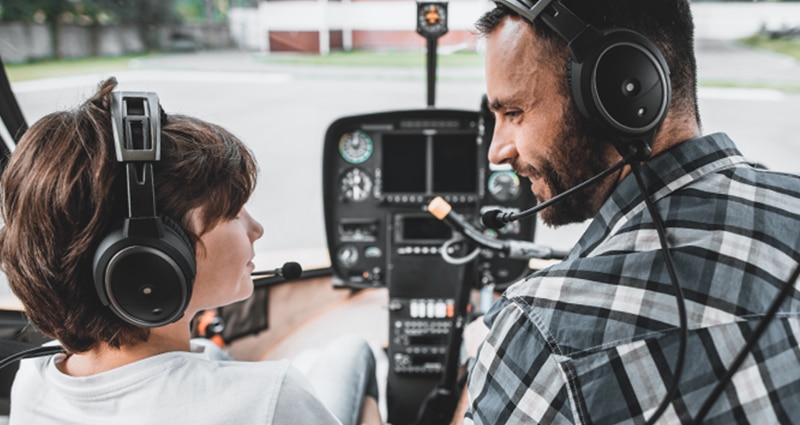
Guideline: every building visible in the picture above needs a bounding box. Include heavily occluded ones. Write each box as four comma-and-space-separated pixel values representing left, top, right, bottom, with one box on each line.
228, 0, 492, 54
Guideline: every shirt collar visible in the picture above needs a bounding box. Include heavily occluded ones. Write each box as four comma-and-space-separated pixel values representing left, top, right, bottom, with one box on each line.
570, 132, 748, 258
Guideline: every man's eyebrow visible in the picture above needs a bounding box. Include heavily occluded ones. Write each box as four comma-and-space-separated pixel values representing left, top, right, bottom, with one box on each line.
488, 98, 504, 112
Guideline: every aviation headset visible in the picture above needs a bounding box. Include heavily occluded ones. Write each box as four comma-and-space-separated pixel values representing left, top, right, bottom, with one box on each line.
92, 91, 196, 328
494, 0, 671, 158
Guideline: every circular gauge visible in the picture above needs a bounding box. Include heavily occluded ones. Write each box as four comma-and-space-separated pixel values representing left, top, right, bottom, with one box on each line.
340, 168, 373, 202
336, 245, 359, 268
339, 130, 373, 164
487, 170, 521, 202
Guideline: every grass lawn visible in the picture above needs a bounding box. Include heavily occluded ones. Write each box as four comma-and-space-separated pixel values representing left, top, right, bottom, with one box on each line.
3, 50, 483, 83
254, 49, 484, 68
4, 40, 798, 93
3, 55, 148, 82
738, 33, 800, 62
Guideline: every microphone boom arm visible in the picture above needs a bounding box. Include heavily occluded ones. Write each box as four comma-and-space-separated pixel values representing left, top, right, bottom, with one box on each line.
428, 197, 566, 261
482, 147, 640, 229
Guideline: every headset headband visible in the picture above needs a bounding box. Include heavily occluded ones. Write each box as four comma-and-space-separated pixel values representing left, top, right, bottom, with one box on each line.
110, 91, 163, 237
110, 91, 161, 163
494, 0, 603, 62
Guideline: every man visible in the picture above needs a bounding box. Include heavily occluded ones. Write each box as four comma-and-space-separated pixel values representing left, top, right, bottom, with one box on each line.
462, 1, 800, 424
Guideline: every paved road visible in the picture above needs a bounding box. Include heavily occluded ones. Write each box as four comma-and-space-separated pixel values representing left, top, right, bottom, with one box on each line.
9, 39, 800, 260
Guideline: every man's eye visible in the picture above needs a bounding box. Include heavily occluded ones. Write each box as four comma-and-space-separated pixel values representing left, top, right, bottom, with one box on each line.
505, 110, 521, 118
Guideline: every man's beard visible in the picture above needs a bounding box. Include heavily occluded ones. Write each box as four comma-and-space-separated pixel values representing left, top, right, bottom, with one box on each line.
530, 106, 615, 227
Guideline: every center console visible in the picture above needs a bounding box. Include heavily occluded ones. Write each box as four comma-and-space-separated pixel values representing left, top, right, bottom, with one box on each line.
322, 106, 536, 425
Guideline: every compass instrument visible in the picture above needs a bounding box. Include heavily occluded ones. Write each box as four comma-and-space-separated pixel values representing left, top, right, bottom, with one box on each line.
416, 1, 448, 39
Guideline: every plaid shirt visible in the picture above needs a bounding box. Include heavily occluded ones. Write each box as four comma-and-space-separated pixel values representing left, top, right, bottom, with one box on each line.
465, 133, 800, 424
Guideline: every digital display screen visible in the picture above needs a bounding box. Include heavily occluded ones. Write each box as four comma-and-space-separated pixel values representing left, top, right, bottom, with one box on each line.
382, 132, 477, 194
409, 334, 449, 346
400, 216, 452, 241
433, 134, 478, 193
383, 134, 426, 193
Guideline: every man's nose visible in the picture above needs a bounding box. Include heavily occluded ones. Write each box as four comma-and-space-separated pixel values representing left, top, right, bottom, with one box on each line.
487, 122, 517, 166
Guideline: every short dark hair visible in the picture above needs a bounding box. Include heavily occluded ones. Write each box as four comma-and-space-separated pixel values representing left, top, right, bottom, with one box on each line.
0, 78, 258, 353
476, 0, 699, 124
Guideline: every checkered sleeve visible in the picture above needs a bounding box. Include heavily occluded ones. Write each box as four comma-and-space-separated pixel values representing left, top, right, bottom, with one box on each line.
465, 296, 575, 424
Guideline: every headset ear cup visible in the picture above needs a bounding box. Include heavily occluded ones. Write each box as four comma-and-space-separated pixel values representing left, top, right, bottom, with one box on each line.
160, 215, 195, 261
568, 56, 594, 124
92, 217, 196, 327
569, 29, 671, 139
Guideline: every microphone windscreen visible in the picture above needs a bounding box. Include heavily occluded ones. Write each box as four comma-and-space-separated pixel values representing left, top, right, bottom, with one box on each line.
427, 196, 452, 220
481, 209, 505, 230
281, 262, 303, 280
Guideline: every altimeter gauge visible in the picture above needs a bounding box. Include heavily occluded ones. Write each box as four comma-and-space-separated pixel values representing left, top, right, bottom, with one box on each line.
340, 168, 373, 202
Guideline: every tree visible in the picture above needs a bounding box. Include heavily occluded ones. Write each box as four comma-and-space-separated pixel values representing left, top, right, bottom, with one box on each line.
0, 0, 182, 56
0, 0, 43, 22
108, 0, 181, 51
0, 0, 77, 58
37, 0, 75, 59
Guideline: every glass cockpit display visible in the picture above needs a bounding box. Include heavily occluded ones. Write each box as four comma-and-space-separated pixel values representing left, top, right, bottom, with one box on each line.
382, 134, 427, 194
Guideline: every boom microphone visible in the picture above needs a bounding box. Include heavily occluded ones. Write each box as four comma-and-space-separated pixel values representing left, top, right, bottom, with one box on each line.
251, 261, 303, 280
481, 147, 641, 230
427, 197, 567, 260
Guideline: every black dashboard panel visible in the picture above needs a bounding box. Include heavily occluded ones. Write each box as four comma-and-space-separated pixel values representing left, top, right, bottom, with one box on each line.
322, 108, 537, 290
322, 107, 538, 425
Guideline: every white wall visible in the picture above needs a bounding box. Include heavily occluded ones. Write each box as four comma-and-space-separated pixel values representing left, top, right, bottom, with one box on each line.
254, 0, 490, 32
229, 0, 493, 52
692, 3, 800, 40
227, 1, 800, 52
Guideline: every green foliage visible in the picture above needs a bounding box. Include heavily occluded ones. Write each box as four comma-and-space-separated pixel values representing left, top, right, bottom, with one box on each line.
739, 33, 800, 61
0, 0, 180, 25
4, 54, 147, 82
176, 0, 207, 22
0, 0, 43, 22
0, 0, 77, 23
97, 0, 181, 25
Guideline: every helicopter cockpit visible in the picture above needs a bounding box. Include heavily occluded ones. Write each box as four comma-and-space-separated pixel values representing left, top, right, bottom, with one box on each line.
2, 1, 798, 424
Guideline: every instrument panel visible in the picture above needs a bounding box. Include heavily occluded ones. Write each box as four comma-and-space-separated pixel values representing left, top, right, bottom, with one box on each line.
322, 107, 537, 425
323, 108, 537, 290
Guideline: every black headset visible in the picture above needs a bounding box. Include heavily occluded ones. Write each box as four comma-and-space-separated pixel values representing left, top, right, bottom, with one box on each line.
92, 91, 196, 328
495, 0, 671, 158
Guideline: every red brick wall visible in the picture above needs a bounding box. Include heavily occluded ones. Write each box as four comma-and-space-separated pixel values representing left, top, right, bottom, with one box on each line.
269, 30, 344, 53
269, 29, 476, 53
351, 29, 477, 51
